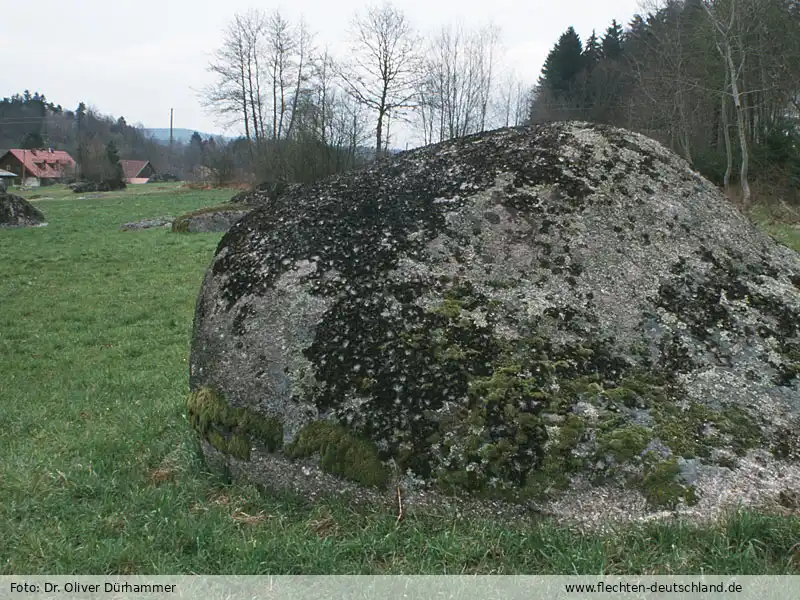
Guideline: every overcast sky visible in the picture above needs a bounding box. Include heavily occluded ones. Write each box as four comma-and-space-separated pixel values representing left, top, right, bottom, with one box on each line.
1, 0, 644, 146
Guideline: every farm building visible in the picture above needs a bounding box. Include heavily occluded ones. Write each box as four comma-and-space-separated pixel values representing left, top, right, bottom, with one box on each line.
120, 160, 156, 184
0, 148, 76, 187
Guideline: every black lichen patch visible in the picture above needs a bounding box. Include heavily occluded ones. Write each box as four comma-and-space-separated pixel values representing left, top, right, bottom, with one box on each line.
655, 332, 697, 374
286, 421, 388, 487
771, 424, 800, 461
187, 387, 283, 460
304, 280, 504, 479
595, 125, 665, 180
232, 304, 256, 336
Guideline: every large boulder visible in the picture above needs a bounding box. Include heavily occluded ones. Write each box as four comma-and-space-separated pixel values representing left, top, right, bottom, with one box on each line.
189, 122, 800, 526
0, 191, 46, 228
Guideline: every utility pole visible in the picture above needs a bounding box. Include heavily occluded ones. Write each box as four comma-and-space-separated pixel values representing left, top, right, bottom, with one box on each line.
169, 108, 174, 169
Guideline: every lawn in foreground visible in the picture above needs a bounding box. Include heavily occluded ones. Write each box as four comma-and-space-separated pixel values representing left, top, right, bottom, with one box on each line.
1, 186, 799, 574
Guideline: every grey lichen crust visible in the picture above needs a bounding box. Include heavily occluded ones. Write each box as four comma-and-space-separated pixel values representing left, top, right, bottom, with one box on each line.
189, 122, 800, 526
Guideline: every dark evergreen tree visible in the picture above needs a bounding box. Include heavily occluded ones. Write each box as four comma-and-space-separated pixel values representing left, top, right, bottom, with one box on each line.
538, 26, 584, 98
111, 116, 128, 134
579, 30, 603, 118
625, 14, 648, 49
75, 102, 89, 179
583, 30, 602, 70
602, 19, 624, 59
75, 102, 87, 130
185, 132, 205, 172
105, 140, 125, 185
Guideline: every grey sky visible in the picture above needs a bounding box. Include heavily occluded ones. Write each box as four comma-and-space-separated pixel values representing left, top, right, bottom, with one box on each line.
2, 0, 643, 144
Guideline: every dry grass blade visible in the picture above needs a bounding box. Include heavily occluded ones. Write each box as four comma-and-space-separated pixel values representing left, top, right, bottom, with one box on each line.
148, 467, 175, 485
789, 542, 800, 568
396, 486, 404, 524
231, 509, 271, 525
209, 493, 232, 507
308, 508, 340, 538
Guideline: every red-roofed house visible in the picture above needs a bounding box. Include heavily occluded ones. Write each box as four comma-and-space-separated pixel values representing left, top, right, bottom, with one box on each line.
0, 148, 76, 186
120, 160, 156, 184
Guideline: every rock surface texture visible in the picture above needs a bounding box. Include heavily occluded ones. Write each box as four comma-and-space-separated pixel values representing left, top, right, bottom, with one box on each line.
0, 191, 46, 228
189, 122, 800, 526
120, 217, 174, 231
230, 181, 303, 206
172, 206, 250, 233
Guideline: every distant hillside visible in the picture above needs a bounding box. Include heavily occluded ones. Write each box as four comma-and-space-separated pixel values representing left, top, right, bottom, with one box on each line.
145, 128, 227, 144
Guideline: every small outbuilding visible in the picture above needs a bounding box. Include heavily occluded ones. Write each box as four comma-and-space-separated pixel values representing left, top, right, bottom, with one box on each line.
120, 160, 157, 184
0, 168, 16, 191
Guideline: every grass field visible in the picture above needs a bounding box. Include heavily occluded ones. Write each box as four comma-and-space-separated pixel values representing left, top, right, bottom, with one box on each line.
1, 184, 799, 575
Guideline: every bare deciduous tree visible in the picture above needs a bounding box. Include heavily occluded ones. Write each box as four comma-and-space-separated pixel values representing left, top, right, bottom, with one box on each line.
704, 0, 752, 205
202, 15, 255, 149
495, 70, 531, 128
285, 18, 314, 140
415, 23, 502, 143
264, 10, 296, 141
339, 2, 421, 157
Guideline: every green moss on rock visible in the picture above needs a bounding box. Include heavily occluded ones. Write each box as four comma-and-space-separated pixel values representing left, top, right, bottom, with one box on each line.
603, 373, 668, 408
286, 421, 389, 488
206, 430, 251, 461
653, 401, 761, 459
186, 387, 283, 461
524, 413, 588, 497
597, 425, 651, 462
437, 365, 549, 497
640, 455, 698, 508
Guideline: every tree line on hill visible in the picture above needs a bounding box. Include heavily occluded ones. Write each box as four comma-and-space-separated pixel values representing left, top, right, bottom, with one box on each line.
199, 0, 799, 206
531, 0, 800, 207
0, 92, 234, 184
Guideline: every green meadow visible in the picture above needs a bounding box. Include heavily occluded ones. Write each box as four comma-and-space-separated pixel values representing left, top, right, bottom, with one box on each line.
1, 184, 798, 574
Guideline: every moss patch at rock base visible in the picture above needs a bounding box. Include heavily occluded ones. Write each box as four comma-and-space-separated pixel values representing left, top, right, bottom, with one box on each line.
187, 387, 283, 460
639, 455, 698, 509
653, 401, 762, 459
286, 421, 389, 488
436, 365, 549, 498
